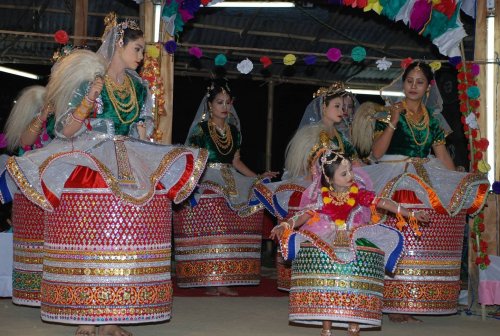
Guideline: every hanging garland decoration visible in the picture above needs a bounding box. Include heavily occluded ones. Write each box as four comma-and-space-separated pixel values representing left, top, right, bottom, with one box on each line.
456, 60, 491, 269
140, 44, 166, 142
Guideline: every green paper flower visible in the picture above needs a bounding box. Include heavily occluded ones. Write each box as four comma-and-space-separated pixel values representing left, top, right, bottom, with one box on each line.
467, 86, 480, 99
351, 46, 366, 62
214, 54, 227, 66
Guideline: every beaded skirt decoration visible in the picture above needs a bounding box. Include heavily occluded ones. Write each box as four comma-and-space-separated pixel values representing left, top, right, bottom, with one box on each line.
11, 193, 44, 306
383, 208, 467, 314
40, 188, 173, 324
173, 194, 263, 287
289, 243, 385, 328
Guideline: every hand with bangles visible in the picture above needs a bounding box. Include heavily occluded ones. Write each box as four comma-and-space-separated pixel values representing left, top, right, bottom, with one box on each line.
269, 221, 291, 240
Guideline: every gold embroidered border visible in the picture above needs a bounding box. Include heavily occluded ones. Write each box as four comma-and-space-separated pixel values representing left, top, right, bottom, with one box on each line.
174, 148, 208, 203
175, 247, 260, 255
43, 265, 170, 276
291, 278, 383, 292
395, 268, 460, 277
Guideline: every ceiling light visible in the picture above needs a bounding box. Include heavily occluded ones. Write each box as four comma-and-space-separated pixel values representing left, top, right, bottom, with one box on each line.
348, 88, 405, 97
0, 66, 40, 80
207, 1, 295, 8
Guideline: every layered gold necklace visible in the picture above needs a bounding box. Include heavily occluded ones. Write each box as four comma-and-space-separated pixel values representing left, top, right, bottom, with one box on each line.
208, 120, 233, 155
104, 74, 139, 124
402, 100, 430, 146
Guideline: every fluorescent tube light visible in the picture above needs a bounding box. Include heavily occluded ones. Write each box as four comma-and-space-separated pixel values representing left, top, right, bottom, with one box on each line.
0, 66, 40, 80
486, 15, 495, 183
207, 1, 295, 8
154, 4, 161, 42
349, 88, 405, 97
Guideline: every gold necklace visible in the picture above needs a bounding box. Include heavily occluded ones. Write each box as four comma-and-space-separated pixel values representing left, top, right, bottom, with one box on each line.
402, 100, 430, 146
104, 74, 139, 124
208, 120, 233, 155
328, 190, 350, 206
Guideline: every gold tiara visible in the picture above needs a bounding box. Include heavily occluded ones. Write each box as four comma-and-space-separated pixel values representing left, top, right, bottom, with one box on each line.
313, 81, 347, 99
102, 12, 141, 43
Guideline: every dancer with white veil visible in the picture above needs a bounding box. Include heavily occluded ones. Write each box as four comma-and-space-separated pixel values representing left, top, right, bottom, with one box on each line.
173, 78, 276, 296
0, 86, 54, 307
2, 13, 207, 336
352, 61, 489, 323
254, 82, 359, 291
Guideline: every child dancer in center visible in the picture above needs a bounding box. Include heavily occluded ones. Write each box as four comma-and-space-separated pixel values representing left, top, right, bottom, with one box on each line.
271, 131, 429, 336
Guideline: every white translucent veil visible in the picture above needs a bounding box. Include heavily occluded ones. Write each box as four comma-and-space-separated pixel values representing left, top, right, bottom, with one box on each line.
96, 14, 154, 126
185, 93, 241, 145
379, 72, 452, 135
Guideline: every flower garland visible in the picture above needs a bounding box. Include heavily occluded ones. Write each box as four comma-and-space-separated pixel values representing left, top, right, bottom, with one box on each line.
321, 184, 359, 229
140, 44, 166, 142
456, 60, 490, 269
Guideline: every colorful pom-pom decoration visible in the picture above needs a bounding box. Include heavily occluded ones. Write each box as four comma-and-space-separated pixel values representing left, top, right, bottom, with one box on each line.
351, 46, 366, 62
326, 48, 342, 62
214, 54, 227, 66
283, 54, 297, 66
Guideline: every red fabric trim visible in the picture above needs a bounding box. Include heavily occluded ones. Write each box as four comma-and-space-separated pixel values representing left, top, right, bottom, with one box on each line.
391, 190, 423, 204
63, 166, 108, 189
41, 180, 60, 208
167, 154, 193, 200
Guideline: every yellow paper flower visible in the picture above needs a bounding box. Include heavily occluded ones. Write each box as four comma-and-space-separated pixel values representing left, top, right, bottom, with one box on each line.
323, 197, 332, 204
283, 54, 296, 66
431, 0, 442, 5
347, 198, 355, 206
146, 44, 160, 58
350, 185, 359, 193
363, 0, 383, 15
335, 219, 345, 227
478, 160, 491, 173
430, 61, 442, 72
321, 187, 329, 193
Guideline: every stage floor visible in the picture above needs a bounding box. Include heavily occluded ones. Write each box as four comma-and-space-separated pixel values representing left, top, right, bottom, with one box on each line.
1, 297, 498, 336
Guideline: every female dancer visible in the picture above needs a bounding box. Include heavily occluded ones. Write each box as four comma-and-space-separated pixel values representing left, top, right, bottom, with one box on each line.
3, 14, 207, 336
271, 131, 426, 336
173, 79, 276, 296
255, 82, 358, 291
1, 86, 54, 307
352, 61, 489, 322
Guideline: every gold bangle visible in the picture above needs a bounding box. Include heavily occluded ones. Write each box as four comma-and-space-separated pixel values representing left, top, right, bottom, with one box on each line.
73, 106, 90, 121
387, 122, 397, 131
28, 123, 42, 134
80, 97, 93, 109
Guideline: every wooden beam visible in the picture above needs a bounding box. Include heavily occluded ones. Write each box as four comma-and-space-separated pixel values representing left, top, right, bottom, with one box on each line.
73, 0, 88, 46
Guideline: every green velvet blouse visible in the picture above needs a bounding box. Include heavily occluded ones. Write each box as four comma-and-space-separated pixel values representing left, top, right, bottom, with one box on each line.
332, 130, 357, 159
188, 121, 241, 164
99, 75, 147, 136
374, 109, 445, 158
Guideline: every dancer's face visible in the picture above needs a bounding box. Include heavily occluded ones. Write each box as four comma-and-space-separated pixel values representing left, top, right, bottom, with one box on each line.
209, 91, 233, 121
332, 161, 353, 191
118, 37, 145, 70
342, 96, 354, 119
403, 68, 429, 102
323, 97, 344, 124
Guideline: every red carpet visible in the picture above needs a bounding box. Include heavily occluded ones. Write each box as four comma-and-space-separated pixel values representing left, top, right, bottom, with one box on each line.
172, 277, 288, 297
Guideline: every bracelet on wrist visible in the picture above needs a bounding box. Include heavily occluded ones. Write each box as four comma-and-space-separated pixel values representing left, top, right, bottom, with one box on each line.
387, 122, 397, 131
71, 112, 85, 124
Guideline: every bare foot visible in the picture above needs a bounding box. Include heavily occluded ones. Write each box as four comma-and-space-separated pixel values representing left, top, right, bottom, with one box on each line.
348, 322, 360, 335
99, 325, 133, 336
76, 325, 96, 336
205, 287, 220, 296
388, 314, 423, 323
217, 286, 238, 296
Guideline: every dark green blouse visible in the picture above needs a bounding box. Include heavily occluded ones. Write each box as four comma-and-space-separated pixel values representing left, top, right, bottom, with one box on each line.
99, 75, 147, 136
374, 108, 445, 158
332, 130, 357, 159
188, 121, 241, 164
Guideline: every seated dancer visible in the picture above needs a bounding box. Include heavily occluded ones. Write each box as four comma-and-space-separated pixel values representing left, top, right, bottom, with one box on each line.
1, 13, 207, 336
173, 78, 277, 296
271, 130, 428, 336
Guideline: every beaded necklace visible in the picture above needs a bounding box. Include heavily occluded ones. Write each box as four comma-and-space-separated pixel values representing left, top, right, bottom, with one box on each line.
402, 100, 430, 146
104, 74, 139, 124
208, 120, 233, 155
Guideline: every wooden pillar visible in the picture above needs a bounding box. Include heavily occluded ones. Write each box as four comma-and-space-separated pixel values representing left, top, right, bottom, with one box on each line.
73, 0, 88, 46
265, 81, 274, 171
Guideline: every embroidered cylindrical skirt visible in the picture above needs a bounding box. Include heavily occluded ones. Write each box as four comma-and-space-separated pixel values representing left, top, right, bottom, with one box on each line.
276, 252, 291, 291
40, 188, 173, 324
289, 243, 385, 328
383, 208, 466, 314
173, 195, 263, 287
11, 193, 44, 306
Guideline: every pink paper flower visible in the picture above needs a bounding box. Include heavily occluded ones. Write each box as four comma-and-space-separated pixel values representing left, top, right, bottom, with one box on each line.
326, 48, 342, 62
188, 46, 203, 59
